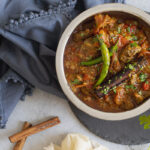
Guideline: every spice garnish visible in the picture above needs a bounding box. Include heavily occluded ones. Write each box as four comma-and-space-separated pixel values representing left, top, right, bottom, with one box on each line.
139, 73, 147, 82
112, 86, 117, 93
125, 85, 136, 90
80, 33, 85, 37
102, 86, 110, 94
132, 35, 138, 41
128, 64, 135, 70
118, 27, 121, 33
127, 27, 130, 32
72, 79, 81, 84
130, 42, 138, 47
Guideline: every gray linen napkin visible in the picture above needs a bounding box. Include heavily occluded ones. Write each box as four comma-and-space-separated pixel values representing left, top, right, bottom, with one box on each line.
0, 0, 149, 128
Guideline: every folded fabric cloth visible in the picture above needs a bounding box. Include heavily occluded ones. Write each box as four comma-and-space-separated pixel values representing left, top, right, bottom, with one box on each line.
43, 133, 109, 150
0, 0, 150, 128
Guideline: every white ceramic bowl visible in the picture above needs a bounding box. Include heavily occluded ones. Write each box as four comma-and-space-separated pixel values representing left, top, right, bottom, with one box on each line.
56, 3, 150, 120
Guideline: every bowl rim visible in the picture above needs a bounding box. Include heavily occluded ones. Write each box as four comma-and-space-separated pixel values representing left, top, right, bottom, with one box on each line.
56, 3, 150, 120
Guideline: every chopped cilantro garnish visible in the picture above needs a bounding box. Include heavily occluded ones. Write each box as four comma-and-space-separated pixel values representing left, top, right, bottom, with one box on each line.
125, 85, 136, 90
139, 73, 147, 82
145, 80, 149, 84
102, 86, 110, 95
127, 27, 130, 32
128, 64, 134, 70
130, 42, 138, 47
148, 47, 150, 51
118, 27, 121, 34
108, 80, 111, 84
80, 32, 85, 37
72, 79, 81, 84
125, 63, 136, 70
127, 59, 131, 63
112, 86, 117, 93
132, 35, 138, 41
132, 62, 136, 66
113, 89, 116, 93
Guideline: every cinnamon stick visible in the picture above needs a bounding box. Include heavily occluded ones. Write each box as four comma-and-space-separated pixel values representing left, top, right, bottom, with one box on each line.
9, 117, 60, 143
13, 122, 32, 150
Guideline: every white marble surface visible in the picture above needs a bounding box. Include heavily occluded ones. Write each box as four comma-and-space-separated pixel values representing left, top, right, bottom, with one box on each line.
0, 88, 150, 150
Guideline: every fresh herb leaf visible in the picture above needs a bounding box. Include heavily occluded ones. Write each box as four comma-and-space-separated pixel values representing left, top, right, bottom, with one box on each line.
108, 80, 111, 84
112, 86, 117, 93
139, 73, 147, 82
125, 85, 136, 90
128, 64, 135, 70
145, 80, 149, 84
80, 32, 85, 37
117, 27, 121, 34
132, 35, 138, 41
113, 88, 116, 93
127, 27, 130, 32
72, 79, 81, 85
139, 115, 150, 130
102, 86, 110, 95
148, 47, 150, 51
130, 42, 138, 47
127, 59, 131, 63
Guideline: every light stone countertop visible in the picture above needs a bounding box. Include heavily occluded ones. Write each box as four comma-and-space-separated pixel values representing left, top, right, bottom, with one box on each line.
0, 88, 150, 150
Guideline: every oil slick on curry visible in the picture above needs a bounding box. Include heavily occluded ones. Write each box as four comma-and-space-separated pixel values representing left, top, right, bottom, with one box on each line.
64, 14, 150, 112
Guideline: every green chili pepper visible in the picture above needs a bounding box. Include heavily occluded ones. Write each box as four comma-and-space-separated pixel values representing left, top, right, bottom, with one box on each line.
94, 34, 110, 87
80, 40, 118, 66
80, 57, 103, 66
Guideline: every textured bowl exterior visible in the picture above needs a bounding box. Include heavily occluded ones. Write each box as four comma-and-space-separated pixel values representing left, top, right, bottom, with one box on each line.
56, 3, 150, 120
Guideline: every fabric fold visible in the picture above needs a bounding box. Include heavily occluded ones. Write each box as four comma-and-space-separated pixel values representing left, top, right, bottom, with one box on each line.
0, 69, 32, 128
